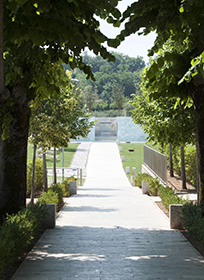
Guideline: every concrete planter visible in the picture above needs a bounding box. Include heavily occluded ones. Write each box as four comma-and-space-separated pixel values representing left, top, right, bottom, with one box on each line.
42, 203, 56, 229
69, 181, 77, 196
169, 204, 184, 230
142, 180, 150, 195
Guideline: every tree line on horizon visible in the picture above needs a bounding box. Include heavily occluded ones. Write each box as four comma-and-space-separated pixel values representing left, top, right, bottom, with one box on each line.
64, 52, 145, 116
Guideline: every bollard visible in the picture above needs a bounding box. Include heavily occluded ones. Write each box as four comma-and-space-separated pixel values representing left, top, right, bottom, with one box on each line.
131, 175, 135, 185
80, 168, 83, 186
126, 166, 130, 174
132, 167, 136, 177
77, 168, 79, 187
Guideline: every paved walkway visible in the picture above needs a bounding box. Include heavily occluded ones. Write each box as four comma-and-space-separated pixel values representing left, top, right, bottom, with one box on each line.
69, 142, 92, 177
12, 143, 204, 280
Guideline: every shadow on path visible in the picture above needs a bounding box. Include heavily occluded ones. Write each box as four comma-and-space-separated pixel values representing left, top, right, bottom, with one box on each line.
18, 226, 204, 280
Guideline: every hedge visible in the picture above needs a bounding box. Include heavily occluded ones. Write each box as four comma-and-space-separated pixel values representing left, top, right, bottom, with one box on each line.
0, 176, 76, 277
0, 204, 45, 276
181, 202, 204, 246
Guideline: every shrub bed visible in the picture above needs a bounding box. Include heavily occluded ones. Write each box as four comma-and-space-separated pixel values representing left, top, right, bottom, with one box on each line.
181, 202, 204, 246
0, 204, 45, 276
162, 144, 197, 187
0, 176, 76, 277
38, 189, 59, 206
134, 173, 152, 188
158, 185, 186, 210
134, 174, 186, 210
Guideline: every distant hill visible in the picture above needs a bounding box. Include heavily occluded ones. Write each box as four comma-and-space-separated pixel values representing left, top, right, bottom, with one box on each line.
64, 51, 145, 116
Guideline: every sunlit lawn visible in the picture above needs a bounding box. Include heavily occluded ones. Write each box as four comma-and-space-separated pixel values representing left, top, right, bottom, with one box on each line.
27, 143, 80, 167
119, 142, 144, 181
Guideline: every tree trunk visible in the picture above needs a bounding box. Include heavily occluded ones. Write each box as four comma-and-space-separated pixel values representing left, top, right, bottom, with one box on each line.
180, 145, 186, 190
30, 144, 37, 204
53, 148, 57, 184
0, 0, 4, 94
169, 143, 174, 177
43, 152, 48, 192
0, 83, 30, 216
196, 140, 200, 204
190, 82, 204, 214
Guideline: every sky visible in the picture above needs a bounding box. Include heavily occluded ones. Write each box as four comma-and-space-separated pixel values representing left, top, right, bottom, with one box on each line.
97, 0, 156, 64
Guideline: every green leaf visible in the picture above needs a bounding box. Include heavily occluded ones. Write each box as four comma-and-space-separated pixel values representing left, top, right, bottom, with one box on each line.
16, 0, 28, 5
113, 20, 121, 28
107, 39, 120, 48
179, 6, 184, 13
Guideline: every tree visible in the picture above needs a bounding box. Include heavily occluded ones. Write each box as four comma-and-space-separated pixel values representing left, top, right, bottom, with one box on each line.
0, 0, 121, 216
112, 84, 125, 116
82, 85, 98, 112
101, 82, 113, 109
73, 52, 145, 99
0, 0, 3, 94
131, 89, 196, 189
131, 89, 196, 148
29, 75, 94, 199
120, 0, 204, 212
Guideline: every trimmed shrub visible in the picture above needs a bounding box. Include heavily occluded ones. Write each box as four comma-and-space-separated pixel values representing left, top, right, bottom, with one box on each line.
38, 189, 59, 206
27, 158, 44, 195
61, 176, 76, 196
134, 173, 152, 188
0, 204, 45, 275
60, 180, 69, 197
50, 184, 64, 205
158, 185, 185, 210
181, 202, 204, 246
148, 177, 161, 196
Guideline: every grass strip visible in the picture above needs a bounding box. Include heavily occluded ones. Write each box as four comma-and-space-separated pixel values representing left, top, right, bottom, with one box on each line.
27, 143, 80, 167
119, 143, 144, 181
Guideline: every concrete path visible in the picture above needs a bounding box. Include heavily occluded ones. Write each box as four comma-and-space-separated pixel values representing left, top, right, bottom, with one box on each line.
69, 142, 92, 177
12, 143, 204, 280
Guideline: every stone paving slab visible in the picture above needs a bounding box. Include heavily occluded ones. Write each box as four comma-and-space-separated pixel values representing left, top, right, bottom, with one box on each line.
12, 143, 204, 280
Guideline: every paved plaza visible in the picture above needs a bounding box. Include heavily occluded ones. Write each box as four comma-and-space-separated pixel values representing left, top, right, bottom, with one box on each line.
13, 143, 204, 279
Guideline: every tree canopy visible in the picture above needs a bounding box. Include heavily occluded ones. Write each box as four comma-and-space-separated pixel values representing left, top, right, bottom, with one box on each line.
120, 0, 204, 211
70, 51, 145, 98
131, 91, 196, 148
0, 0, 122, 216
66, 52, 145, 115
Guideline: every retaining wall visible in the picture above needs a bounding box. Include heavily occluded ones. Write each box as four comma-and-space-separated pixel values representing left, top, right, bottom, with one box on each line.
71, 117, 147, 142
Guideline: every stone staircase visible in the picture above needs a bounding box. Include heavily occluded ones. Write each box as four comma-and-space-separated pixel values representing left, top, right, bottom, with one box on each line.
95, 117, 117, 141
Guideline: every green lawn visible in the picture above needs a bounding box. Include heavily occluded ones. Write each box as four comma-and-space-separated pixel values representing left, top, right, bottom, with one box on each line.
27, 143, 80, 167
119, 143, 144, 181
